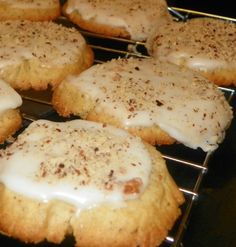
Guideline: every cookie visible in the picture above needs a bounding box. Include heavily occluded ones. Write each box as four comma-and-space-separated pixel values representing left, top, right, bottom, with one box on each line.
0, 20, 94, 90
0, 119, 184, 247
0, 79, 22, 144
146, 17, 236, 86
52, 57, 233, 152
62, 0, 171, 41
0, 0, 60, 21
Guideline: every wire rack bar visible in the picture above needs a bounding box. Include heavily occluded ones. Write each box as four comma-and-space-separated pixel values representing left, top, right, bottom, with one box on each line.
13, 8, 236, 247
169, 7, 236, 22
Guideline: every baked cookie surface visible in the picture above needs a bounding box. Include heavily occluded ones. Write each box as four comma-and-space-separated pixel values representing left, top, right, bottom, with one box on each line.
0, 119, 184, 247
62, 0, 171, 41
146, 17, 236, 86
52, 58, 233, 152
0, 20, 93, 90
0, 0, 60, 21
0, 79, 22, 144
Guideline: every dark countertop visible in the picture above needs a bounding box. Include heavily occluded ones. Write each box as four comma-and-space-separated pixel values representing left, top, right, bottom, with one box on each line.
167, 1, 236, 246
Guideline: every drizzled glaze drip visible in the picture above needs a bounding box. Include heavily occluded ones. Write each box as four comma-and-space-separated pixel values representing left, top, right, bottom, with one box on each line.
0, 120, 151, 209
68, 58, 233, 151
0, 79, 22, 114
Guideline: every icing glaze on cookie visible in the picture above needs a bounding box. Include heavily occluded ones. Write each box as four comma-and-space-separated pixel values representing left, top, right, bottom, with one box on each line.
65, 0, 169, 41
0, 119, 152, 209
147, 18, 236, 73
0, 79, 22, 114
68, 58, 232, 151
0, 20, 87, 69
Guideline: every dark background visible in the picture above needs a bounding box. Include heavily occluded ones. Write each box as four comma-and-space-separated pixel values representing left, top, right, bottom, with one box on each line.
167, 1, 236, 246
167, 0, 235, 18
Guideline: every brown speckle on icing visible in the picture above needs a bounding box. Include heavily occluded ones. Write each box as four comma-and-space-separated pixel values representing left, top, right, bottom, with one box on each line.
148, 17, 236, 69
0, 119, 151, 205
123, 178, 142, 194
68, 57, 232, 151
0, 20, 87, 68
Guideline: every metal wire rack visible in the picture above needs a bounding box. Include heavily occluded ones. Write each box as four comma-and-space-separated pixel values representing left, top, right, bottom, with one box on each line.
19, 79, 235, 247
1, 7, 235, 247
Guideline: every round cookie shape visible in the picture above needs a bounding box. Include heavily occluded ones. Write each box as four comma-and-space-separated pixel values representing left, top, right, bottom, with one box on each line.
146, 17, 236, 86
63, 0, 171, 41
0, 20, 94, 90
0, 119, 152, 206
0, 119, 184, 247
52, 57, 233, 151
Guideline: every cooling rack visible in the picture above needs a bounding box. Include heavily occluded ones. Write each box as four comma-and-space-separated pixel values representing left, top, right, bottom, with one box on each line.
1, 7, 235, 247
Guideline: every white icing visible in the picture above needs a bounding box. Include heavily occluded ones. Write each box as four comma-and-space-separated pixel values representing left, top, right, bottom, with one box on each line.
65, 0, 169, 41
0, 0, 58, 9
0, 119, 152, 209
149, 18, 236, 72
68, 58, 233, 151
0, 20, 86, 69
0, 79, 22, 114
166, 52, 229, 72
